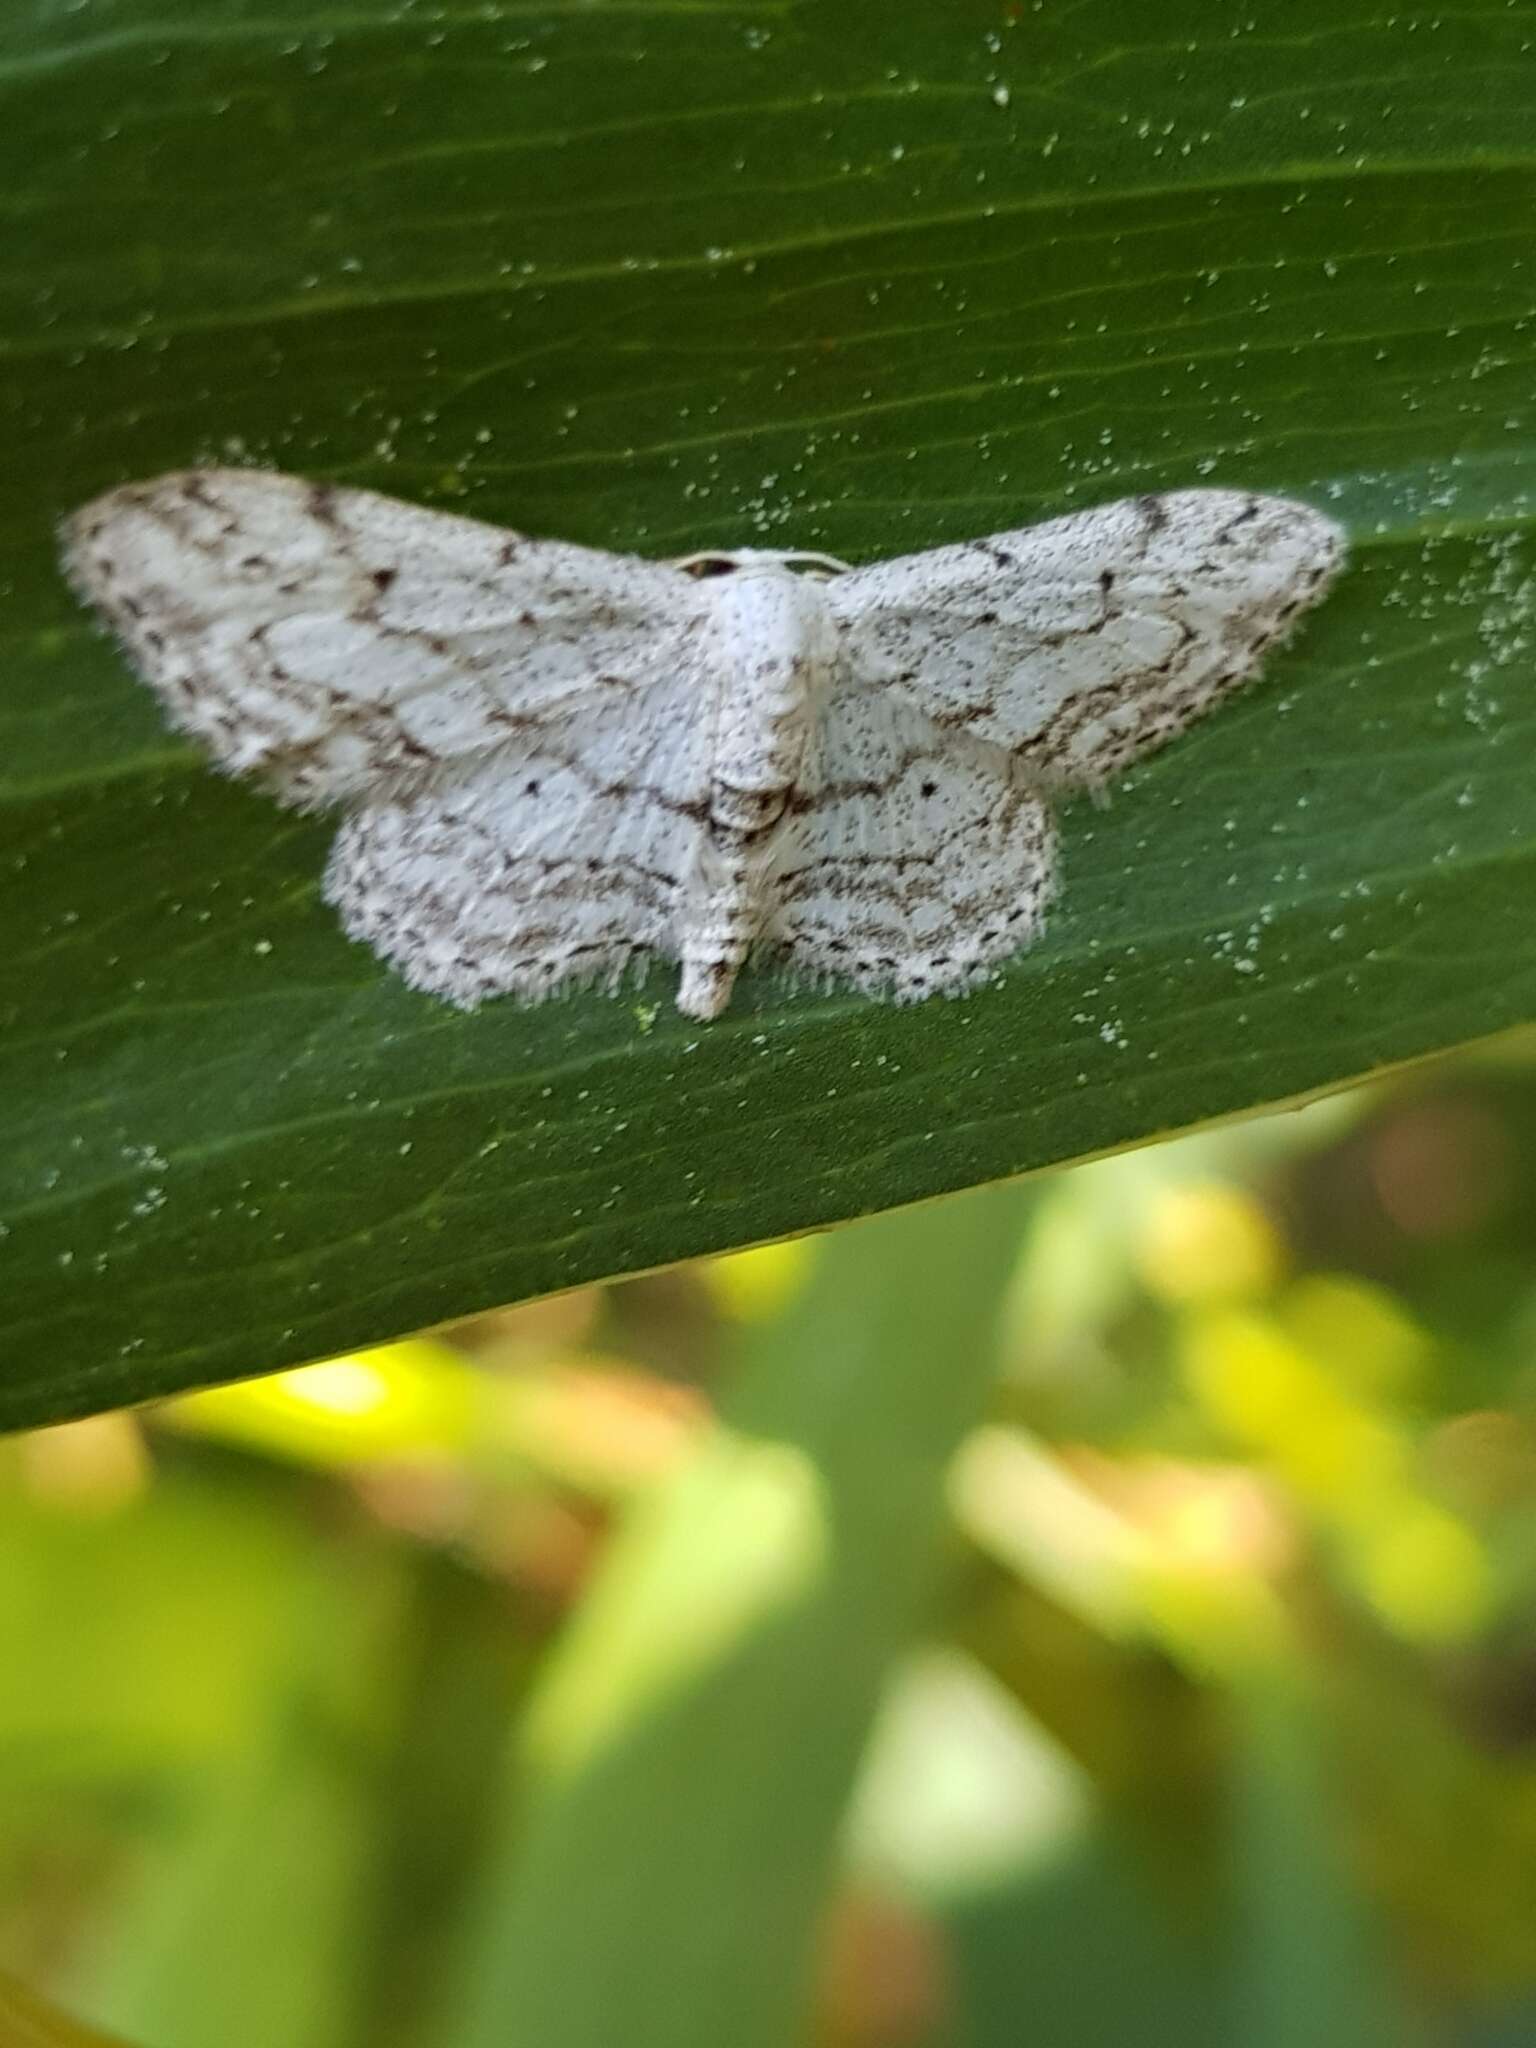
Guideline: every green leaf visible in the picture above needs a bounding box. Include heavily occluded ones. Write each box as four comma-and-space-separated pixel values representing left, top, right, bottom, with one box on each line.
76, 1558, 405, 2048
4, 0, 1534, 1427
451, 1186, 1031, 2048
1231, 1680, 1417, 2048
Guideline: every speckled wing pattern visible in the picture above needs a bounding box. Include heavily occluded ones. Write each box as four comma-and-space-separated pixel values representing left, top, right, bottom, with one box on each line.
770, 681, 1059, 1002
62, 469, 718, 1007
62, 472, 1344, 1019
62, 469, 708, 808
327, 680, 715, 1006
785, 488, 1345, 1002
826, 490, 1344, 789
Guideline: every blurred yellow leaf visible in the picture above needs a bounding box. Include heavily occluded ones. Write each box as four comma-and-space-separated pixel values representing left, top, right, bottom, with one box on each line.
1181, 1310, 1407, 1509
708, 1241, 818, 1322
1136, 1184, 1286, 1306
163, 1341, 477, 1469
1355, 1503, 1491, 1646
1280, 1276, 1431, 1399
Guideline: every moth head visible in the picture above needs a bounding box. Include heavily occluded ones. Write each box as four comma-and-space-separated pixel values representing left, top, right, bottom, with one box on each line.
674, 552, 750, 579
671, 547, 852, 581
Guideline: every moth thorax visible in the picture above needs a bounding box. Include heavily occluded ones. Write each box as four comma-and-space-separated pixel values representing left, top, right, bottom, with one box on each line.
708, 567, 837, 794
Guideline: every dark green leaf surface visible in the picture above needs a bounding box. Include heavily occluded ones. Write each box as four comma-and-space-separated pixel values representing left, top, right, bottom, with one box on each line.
4, 0, 1535, 1427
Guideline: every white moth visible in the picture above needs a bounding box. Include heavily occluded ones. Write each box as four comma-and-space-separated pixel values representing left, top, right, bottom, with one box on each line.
62, 471, 1344, 1020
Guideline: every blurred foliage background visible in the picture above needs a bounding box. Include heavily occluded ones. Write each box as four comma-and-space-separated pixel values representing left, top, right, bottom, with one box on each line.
6, 1036, 1536, 2048
6, 1, 1536, 2041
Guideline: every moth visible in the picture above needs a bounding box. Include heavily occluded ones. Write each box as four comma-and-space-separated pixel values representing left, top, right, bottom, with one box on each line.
62, 471, 1345, 1019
